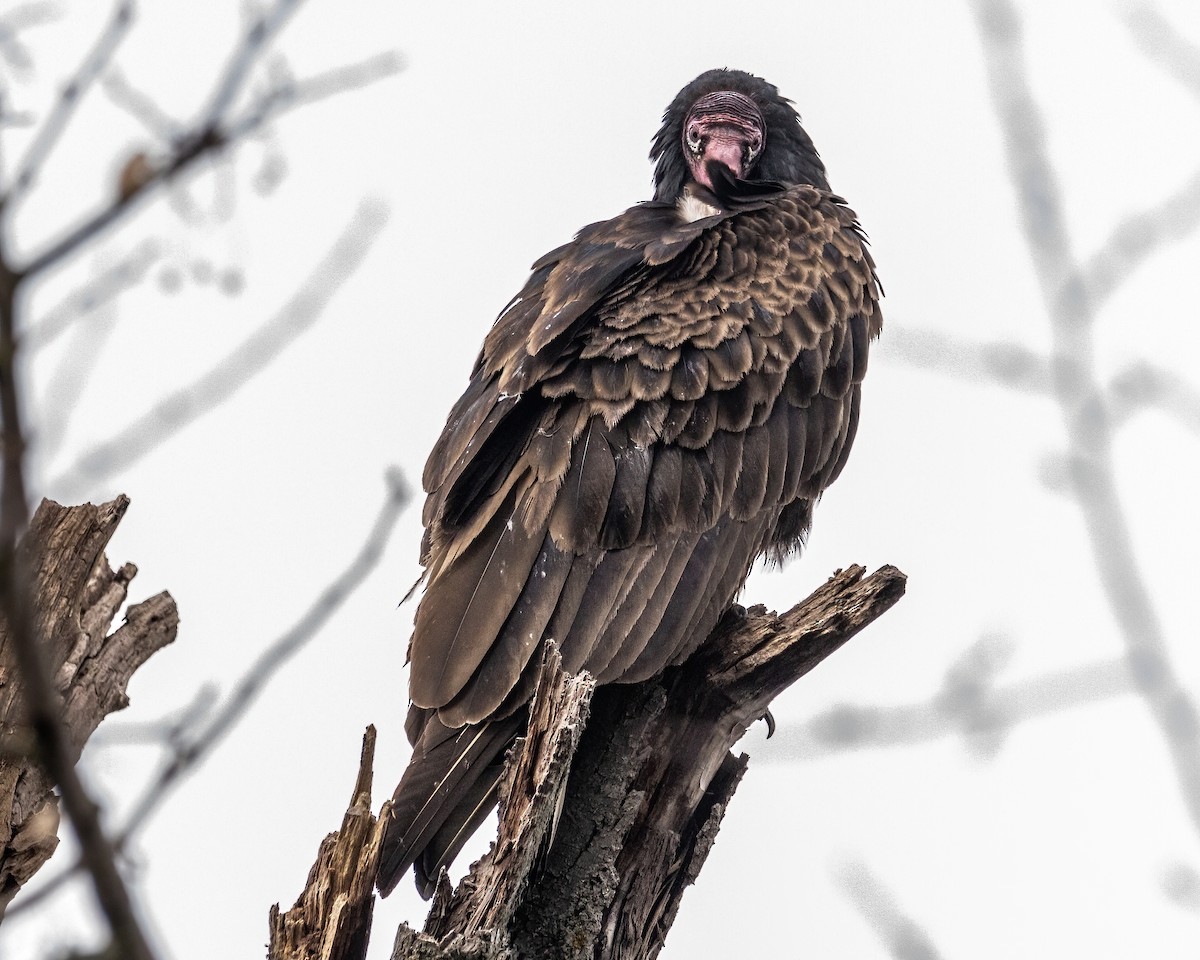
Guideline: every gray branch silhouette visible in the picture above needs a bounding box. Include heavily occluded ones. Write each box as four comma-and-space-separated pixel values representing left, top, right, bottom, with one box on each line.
970, 0, 1200, 840
4, 0, 133, 202
0, 3, 404, 952
837, 859, 947, 960
47, 198, 390, 500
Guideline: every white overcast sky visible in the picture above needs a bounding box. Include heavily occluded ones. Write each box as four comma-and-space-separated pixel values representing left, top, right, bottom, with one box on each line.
3, 1, 1200, 958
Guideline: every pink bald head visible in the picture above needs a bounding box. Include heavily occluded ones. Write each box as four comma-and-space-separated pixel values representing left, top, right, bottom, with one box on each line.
682, 90, 766, 191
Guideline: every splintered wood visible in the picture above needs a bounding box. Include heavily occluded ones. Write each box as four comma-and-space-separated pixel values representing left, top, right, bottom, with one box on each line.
268, 727, 387, 960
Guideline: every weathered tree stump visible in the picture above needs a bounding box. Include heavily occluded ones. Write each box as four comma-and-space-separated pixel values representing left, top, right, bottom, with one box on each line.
279, 563, 905, 959
0, 497, 179, 916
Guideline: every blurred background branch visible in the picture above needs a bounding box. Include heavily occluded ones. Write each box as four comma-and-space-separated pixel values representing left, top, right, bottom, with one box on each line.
970, 0, 1200, 839
48, 197, 390, 499
836, 859, 947, 960
0, 1, 405, 957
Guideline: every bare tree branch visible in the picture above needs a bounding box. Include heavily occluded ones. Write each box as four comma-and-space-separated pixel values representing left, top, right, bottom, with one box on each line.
0, 498, 177, 925
15, 0, 316, 278
1079, 165, 1200, 310
971, 0, 1200, 838
0, 3, 59, 81
1109, 361, 1200, 434
0, 11, 154, 949
836, 859, 947, 960
0, 3, 399, 952
112, 467, 409, 846
200, 0, 304, 127
25, 238, 161, 350
760, 656, 1131, 762
48, 198, 389, 500
3, 0, 133, 203
1124, 6, 1200, 100
5, 466, 406, 923
888, 326, 1200, 438
224, 50, 405, 143
99, 67, 179, 141
9, 679, 210, 908
390, 566, 905, 960
886, 327, 1053, 395
35, 292, 119, 466
89, 682, 217, 748
3, 680, 215, 922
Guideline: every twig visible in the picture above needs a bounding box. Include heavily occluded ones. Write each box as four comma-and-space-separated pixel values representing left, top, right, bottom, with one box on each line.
759, 656, 1131, 762
836, 859, 947, 960
0, 2, 59, 38
88, 682, 217, 748
100, 67, 180, 141
1109, 362, 1200, 434
1124, 6, 1200, 100
199, 0, 304, 127
113, 468, 409, 844
3, 0, 133, 203
16, 0, 311, 278
885, 327, 1053, 395
971, 0, 1200, 837
224, 49, 405, 143
888, 327, 1200, 437
1079, 165, 1200, 310
48, 198, 390, 499
0, 2, 60, 79
24, 238, 161, 351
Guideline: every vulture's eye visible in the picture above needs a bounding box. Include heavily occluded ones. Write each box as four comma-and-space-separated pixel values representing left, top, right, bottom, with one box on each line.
685, 124, 703, 152
746, 136, 763, 164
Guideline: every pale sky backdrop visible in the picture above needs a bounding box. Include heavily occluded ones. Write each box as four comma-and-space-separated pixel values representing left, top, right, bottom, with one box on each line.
2, 1, 1200, 958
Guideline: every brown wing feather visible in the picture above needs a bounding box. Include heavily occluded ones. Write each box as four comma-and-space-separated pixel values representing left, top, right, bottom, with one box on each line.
614, 516, 755, 683
409, 485, 545, 709
435, 532, 576, 727
586, 535, 699, 679
559, 546, 655, 673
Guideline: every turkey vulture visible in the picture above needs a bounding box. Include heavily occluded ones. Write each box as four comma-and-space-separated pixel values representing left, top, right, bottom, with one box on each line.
378, 68, 882, 898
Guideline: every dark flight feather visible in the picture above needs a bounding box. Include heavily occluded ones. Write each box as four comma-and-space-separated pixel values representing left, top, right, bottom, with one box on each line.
378, 68, 882, 897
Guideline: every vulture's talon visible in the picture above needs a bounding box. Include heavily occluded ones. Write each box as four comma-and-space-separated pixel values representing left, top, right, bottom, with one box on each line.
718, 603, 748, 631
761, 709, 776, 739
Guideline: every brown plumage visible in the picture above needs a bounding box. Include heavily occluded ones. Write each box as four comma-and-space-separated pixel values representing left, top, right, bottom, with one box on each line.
378, 68, 882, 898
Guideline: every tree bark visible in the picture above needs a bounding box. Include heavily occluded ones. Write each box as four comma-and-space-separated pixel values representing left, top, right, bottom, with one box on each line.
279, 563, 905, 960
0, 497, 179, 916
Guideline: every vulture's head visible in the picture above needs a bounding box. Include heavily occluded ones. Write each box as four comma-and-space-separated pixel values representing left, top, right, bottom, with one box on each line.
651, 69, 829, 202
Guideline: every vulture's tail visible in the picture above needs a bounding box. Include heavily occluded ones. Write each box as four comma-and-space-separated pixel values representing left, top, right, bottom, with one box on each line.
377, 708, 525, 898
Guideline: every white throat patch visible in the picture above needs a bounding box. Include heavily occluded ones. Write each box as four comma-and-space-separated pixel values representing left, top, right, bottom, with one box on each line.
676, 191, 722, 224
